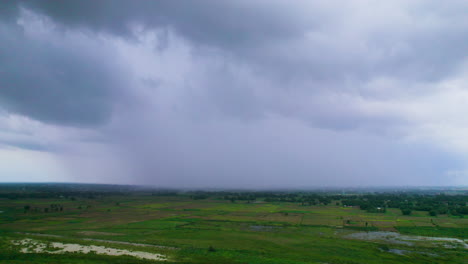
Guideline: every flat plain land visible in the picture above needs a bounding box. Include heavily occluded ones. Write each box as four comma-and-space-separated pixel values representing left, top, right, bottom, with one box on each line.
0, 194, 467, 264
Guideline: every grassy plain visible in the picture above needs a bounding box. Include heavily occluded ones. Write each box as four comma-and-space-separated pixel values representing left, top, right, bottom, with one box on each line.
0, 192, 467, 263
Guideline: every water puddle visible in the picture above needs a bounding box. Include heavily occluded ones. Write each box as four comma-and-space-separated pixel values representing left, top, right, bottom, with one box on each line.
250, 225, 280, 232
388, 248, 410, 255
346, 231, 467, 249
18, 232, 176, 249
12, 239, 167, 261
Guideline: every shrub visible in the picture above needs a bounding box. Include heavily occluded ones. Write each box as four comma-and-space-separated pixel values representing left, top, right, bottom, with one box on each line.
401, 208, 412, 215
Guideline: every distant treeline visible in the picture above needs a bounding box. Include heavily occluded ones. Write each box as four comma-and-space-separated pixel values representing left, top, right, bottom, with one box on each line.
340, 193, 467, 216
0, 184, 466, 216
0, 191, 117, 200
192, 191, 467, 216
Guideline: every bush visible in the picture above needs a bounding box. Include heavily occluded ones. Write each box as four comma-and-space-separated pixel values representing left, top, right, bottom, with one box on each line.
379, 244, 389, 251
208, 246, 216, 252
401, 208, 412, 215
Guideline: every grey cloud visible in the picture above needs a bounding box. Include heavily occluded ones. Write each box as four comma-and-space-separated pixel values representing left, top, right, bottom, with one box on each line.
0, 17, 126, 127
17, 0, 307, 44
0, 1, 20, 22
88, 104, 462, 187
2, 0, 466, 130
15, 0, 468, 84
0, 140, 48, 152
0, 1, 467, 187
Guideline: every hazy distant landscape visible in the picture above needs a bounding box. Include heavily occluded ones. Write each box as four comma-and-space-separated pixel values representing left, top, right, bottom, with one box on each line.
0, 183, 466, 263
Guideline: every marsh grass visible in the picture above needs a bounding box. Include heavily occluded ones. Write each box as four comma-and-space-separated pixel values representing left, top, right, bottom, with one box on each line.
0, 195, 466, 263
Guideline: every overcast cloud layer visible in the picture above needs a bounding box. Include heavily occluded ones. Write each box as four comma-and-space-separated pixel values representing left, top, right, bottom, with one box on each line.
0, 0, 467, 187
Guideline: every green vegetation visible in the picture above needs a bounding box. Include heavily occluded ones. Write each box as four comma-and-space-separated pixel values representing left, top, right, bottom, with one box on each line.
396, 226, 468, 239
0, 184, 466, 263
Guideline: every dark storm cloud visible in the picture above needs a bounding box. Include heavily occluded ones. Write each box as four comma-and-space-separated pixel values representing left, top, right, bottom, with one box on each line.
18, 0, 304, 44
2, 0, 467, 128
0, 9, 127, 127
14, 0, 468, 84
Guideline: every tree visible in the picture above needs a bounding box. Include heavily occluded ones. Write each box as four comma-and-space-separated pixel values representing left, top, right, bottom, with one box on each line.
401, 208, 412, 215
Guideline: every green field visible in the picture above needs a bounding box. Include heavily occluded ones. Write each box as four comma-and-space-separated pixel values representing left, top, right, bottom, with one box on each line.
0, 186, 466, 263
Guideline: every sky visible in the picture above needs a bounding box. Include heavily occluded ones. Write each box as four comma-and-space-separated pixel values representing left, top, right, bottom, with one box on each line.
0, 0, 467, 188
